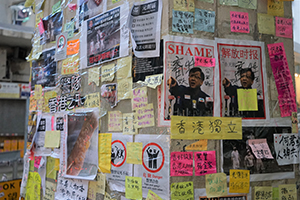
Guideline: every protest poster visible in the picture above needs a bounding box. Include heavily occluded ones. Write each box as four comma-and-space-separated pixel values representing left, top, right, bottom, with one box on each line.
222, 126, 294, 181
55, 177, 89, 200
41, 12, 63, 44
80, 5, 129, 69
128, 0, 162, 58
134, 134, 170, 199
106, 134, 133, 192
160, 35, 215, 126
216, 38, 269, 122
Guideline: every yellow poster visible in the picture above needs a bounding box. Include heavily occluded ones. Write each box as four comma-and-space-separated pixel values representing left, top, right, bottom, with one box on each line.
99, 133, 112, 173
88, 67, 100, 86
257, 13, 275, 35
278, 184, 297, 200
44, 131, 60, 148
185, 140, 207, 151
206, 173, 227, 198
171, 181, 194, 200
61, 56, 79, 75
26, 172, 41, 200
146, 190, 163, 200
173, 0, 195, 12
43, 91, 57, 112
117, 77, 133, 100
268, 0, 284, 17
34, 85, 42, 99
254, 187, 272, 200
125, 176, 142, 200
101, 63, 115, 82
117, 56, 132, 80
229, 169, 250, 193
171, 116, 242, 140
126, 142, 143, 164
0, 179, 21, 200
237, 89, 258, 111
85, 92, 100, 108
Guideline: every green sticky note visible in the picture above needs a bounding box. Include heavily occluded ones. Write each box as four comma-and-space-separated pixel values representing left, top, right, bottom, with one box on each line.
44, 131, 60, 148
171, 181, 194, 200
238, 0, 257, 9
199, 0, 214, 3
64, 21, 74, 39
52, 1, 61, 14
46, 157, 57, 180
112, 0, 121, 3
220, 0, 238, 6
237, 89, 258, 111
273, 187, 279, 200
29, 160, 34, 172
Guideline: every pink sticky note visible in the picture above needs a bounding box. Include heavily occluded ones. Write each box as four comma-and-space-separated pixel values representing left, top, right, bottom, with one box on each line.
38, 19, 45, 35
170, 152, 193, 176
230, 11, 249, 33
34, 156, 42, 168
248, 139, 274, 159
195, 56, 215, 67
276, 17, 293, 39
68, 3, 77, 11
194, 151, 216, 176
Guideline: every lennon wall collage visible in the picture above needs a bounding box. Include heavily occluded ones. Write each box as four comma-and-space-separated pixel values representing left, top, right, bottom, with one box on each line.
23, 0, 299, 199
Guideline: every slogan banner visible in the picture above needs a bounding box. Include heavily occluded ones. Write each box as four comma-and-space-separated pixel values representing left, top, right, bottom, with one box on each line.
274, 134, 300, 165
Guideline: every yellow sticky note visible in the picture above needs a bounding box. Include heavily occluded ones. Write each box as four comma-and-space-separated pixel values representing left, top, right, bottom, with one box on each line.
88, 181, 98, 200
35, 11, 44, 27
229, 169, 250, 193
88, 67, 100, 86
125, 176, 142, 200
173, 0, 195, 12
117, 57, 132, 80
29, 95, 37, 111
206, 173, 227, 198
108, 111, 123, 132
279, 184, 297, 200
46, 157, 58, 180
117, 77, 133, 100
137, 74, 163, 89
171, 116, 242, 140
237, 89, 258, 111
127, 142, 143, 165
97, 173, 106, 195
43, 91, 57, 113
146, 190, 163, 200
85, 92, 100, 108
135, 103, 155, 128
257, 13, 275, 35
268, 0, 284, 17
99, 133, 112, 173
171, 181, 194, 200
44, 131, 60, 148
61, 56, 79, 75
101, 63, 115, 82
185, 140, 208, 151
254, 187, 272, 200
34, 85, 42, 99
132, 87, 148, 111
123, 113, 138, 135
54, 158, 60, 170
45, 181, 57, 200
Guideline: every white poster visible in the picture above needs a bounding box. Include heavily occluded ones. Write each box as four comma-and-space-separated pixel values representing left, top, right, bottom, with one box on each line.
80, 4, 129, 69
106, 133, 133, 192
55, 176, 89, 200
128, 0, 162, 58
274, 133, 300, 166
160, 35, 215, 126
134, 134, 170, 199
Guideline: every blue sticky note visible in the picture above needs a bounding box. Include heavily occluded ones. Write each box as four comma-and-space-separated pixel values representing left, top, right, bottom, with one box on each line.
194, 8, 215, 33
172, 10, 194, 34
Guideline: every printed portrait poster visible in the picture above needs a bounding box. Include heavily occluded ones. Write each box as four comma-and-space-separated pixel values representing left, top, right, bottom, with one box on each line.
161, 35, 215, 126
31, 48, 57, 90
41, 11, 63, 44
106, 133, 133, 192
128, 0, 162, 58
222, 126, 294, 181
134, 134, 170, 199
62, 110, 99, 180
80, 5, 129, 69
215, 38, 269, 123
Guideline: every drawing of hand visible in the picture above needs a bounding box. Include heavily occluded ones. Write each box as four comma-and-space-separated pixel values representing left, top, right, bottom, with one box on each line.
167, 77, 177, 88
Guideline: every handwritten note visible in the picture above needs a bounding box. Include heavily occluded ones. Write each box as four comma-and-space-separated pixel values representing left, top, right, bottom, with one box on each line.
257, 13, 275, 35
67, 39, 80, 55
123, 113, 138, 135
268, 0, 284, 17
88, 173, 106, 200
61, 56, 79, 75
237, 89, 258, 111
125, 176, 142, 200
194, 9, 215, 33
52, 1, 61, 14
117, 57, 132, 80
44, 180, 56, 200
229, 169, 250, 193
230, 11, 249, 33
194, 151, 216, 176
55, 177, 88, 200
238, 0, 257, 9
132, 87, 148, 111
173, 0, 195, 12
85, 92, 100, 108
206, 173, 227, 198
170, 152, 193, 176
254, 187, 272, 200
118, 78, 133, 100
135, 103, 155, 128
276, 17, 293, 38
195, 56, 215, 67
127, 142, 143, 164
108, 111, 123, 131
102, 63, 115, 82
279, 184, 297, 200
44, 131, 60, 148
146, 190, 163, 200
274, 134, 300, 165
64, 21, 74, 39
171, 181, 194, 200
88, 67, 100, 86
171, 116, 242, 140
172, 10, 194, 34
99, 133, 112, 173
220, 0, 238, 6
186, 140, 207, 151
248, 139, 274, 159
137, 74, 163, 89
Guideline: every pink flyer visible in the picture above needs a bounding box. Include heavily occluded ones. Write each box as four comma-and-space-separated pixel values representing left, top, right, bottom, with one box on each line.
195, 56, 215, 67
276, 17, 293, 39
230, 11, 249, 33
170, 152, 193, 176
194, 151, 216, 176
